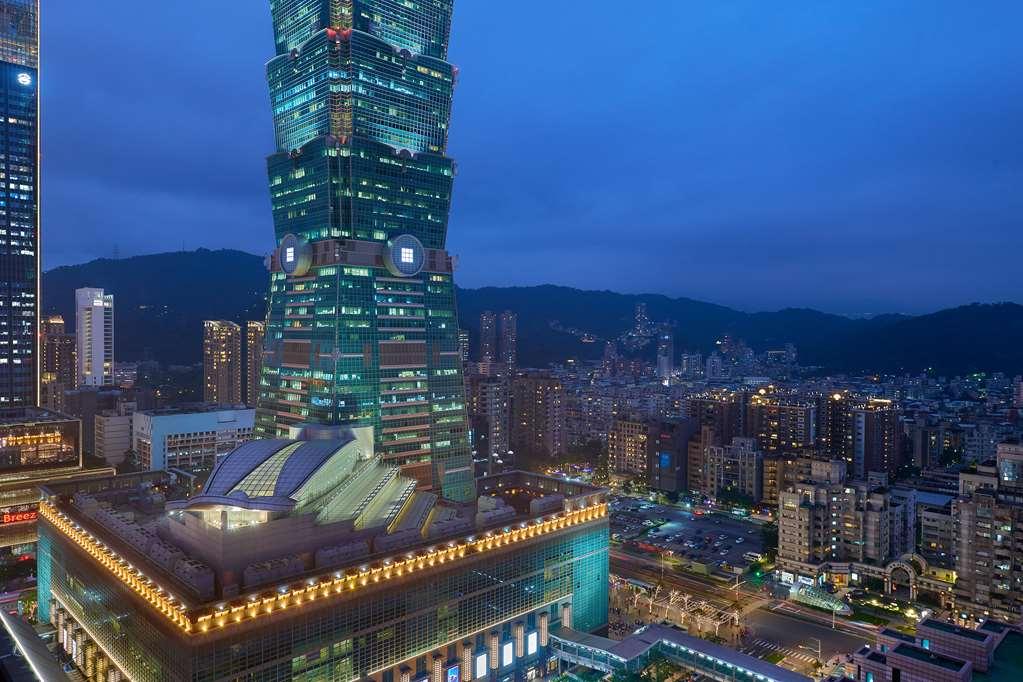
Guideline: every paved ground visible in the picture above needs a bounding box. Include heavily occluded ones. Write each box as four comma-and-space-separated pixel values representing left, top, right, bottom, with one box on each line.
610, 497, 766, 571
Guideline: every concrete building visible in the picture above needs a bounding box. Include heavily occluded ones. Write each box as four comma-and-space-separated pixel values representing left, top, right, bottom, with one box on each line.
94, 400, 136, 467
75, 287, 114, 387
953, 442, 1023, 623
609, 416, 648, 475
498, 311, 517, 367
778, 473, 913, 569
479, 310, 497, 362
40, 315, 76, 411
852, 399, 903, 478
646, 419, 698, 497
745, 394, 816, 454
655, 330, 673, 381
465, 373, 511, 476
244, 320, 264, 406
132, 405, 255, 473
703, 437, 764, 504
203, 320, 242, 405
510, 372, 564, 461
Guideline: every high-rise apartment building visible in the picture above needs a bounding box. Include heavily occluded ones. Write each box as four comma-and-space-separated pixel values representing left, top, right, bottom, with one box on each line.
852, 399, 903, 478
465, 372, 510, 476
686, 392, 742, 444
646, 419, 698, 496
479, 310, 497, 362
254, 2, 473, 501
244, 320, 264, 406
203, 321, 242, 405
40, 314, 75, 410
609, 416, 648, 475
953, 442, 1023, 623
510, 372, 564, 460
498, 310, 517, 367
0, 0, 38, 407
745, 394, 817, 453
458, 328, 470, 362
74, 287, 113, 387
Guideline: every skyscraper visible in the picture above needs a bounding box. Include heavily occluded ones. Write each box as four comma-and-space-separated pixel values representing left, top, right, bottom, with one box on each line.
0, 0, 38, 407
499, 310, 517, 367
202, 320, 241, 405
479, 310, 497, 362
244, 320, 264, 406
655, 329, 673, 380
74, 288, 113, 387
255, 1, 474, 501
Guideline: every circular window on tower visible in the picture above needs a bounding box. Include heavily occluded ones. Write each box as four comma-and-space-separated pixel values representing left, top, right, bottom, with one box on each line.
278, 234, 312, 277
385, 234, 425, 277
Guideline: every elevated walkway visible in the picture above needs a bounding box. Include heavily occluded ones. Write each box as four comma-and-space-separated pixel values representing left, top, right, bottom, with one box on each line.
550, 624, 811, 682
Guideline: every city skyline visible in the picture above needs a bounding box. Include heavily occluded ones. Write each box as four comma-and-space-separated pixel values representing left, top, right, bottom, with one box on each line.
40, 2, 1023, 315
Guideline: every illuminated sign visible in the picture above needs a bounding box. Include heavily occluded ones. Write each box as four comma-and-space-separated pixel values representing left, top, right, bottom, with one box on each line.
17, 73, 31, 86
527, 631, 538, 656
474, 654, 487, 679
659, 452, 671, 469
446, 665, 460, 682
1, 510, 37, 524
502, 641, 514, 667
401, 247, 415, 264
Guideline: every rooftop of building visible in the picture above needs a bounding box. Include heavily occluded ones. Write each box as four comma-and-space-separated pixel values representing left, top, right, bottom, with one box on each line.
975, 631, 1023, 681
892, 642, 970, 672
919, 617, 991, 642
136, 403, 252, 417
879, 628, 917, 644
0, 407, 78, 427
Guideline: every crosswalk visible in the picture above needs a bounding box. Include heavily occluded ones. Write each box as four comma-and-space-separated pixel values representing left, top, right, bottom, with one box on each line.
742, 639, 819, 665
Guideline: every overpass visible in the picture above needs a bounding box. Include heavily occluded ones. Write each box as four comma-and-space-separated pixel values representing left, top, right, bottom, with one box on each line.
550, 623, 811, 682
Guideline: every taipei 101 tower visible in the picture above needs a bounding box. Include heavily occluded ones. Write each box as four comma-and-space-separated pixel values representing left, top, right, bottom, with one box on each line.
256, 0, 474, 502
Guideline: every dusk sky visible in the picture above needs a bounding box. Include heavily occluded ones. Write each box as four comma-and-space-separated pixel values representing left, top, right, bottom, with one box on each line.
42, 2, 1023, 315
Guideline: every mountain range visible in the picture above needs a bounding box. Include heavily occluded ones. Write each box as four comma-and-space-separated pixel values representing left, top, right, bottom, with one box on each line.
40, 249, 1023, 376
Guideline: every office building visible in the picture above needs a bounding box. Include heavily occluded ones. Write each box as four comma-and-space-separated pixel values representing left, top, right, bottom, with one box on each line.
94, 399, 136, 467
608, 416, 648, 475
61, 386, 152, 459
75, 287, 114, 387
132, 405, 254, 473
203, 320, 242, 405
498, 311, 517, 367
36, 447, 609, 682
254, 2, 473, 502
655, 330, 673, 380
510, 372, 564, 461
244, 321, 264, 406
703, 437, 763, 504
40, 315, 75, 410
0, 0, 38, 408
646, 419, 698, 496
479, 311, 497, 362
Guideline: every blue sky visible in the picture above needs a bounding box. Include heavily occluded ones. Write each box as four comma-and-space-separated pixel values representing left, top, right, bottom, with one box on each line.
42, 2, 1023, 314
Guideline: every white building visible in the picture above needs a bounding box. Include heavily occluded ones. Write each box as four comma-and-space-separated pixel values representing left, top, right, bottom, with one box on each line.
132, 405, 255, 472
75, 287, 114, 387
95, 400, 136, 466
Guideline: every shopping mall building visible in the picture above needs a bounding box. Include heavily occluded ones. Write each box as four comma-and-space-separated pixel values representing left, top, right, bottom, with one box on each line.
36, 426, 608, 682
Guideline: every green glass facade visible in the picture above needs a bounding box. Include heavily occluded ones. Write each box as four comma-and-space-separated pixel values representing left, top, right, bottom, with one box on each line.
38, 517, 608, 682
256, 0, 473, 503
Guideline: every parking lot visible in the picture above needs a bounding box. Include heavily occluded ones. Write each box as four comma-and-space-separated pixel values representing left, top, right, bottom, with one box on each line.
609, 496, 766, 573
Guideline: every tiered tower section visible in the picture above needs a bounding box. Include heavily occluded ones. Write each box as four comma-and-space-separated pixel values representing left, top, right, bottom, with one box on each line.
257, 0, 473, 502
